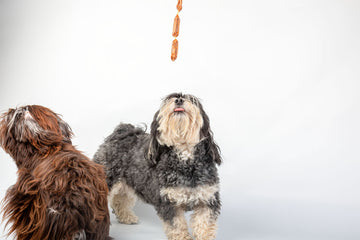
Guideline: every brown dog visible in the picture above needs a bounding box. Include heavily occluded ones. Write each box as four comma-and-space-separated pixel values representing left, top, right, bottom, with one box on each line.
0, 105, 111, 240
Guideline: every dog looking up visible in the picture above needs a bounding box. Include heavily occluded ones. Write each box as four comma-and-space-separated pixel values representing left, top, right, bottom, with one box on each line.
94, 93, 221, 240
0, 105, 111, 240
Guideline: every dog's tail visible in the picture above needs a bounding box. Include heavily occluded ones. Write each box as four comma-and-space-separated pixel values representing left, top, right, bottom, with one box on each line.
93, 123, 145, 165
107, 123, 146, 142
93, 123, 146, 179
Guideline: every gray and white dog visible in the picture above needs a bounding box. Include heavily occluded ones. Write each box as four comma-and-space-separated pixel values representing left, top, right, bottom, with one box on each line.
93, 93, 221, 240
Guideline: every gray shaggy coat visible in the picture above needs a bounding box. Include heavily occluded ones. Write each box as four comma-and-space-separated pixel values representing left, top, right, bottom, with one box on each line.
93, 93, 221, 240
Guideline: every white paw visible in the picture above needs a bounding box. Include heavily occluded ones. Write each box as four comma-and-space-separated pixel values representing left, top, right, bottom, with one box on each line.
116, 212, 139, 224
168, 232, 193, 240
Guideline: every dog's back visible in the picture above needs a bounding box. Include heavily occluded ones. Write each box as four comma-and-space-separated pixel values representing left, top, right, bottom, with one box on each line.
0, 105, 111, 240
2, 149, 111, 240
93, 123, 150, 189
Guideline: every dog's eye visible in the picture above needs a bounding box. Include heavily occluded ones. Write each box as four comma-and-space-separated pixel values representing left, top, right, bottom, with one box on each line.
189, 98, 197, 104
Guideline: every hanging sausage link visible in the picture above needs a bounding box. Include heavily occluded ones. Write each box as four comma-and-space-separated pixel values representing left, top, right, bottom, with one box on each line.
172, 14, 180, 38
171, 39, 178, 61
171, 0, 182, 61
177, 0, 182, 11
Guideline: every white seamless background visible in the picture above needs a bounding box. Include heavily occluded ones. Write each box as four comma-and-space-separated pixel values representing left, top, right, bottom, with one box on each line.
0, 0, 359, 239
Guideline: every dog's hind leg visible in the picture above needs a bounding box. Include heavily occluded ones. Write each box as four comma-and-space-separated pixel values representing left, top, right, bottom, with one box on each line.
109, 181, 139, 224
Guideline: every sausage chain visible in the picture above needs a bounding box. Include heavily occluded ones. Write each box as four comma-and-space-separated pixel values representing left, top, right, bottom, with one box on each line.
171, 0, 182, 61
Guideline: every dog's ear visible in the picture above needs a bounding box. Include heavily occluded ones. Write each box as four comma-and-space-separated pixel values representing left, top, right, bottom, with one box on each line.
146, 111, 162, 166
56, 117, 73, 143
199, 103, 222, 165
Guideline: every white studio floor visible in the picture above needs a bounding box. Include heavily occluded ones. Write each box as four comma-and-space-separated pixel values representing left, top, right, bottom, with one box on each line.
107, 198, 360, 240
1, 188, 359, 240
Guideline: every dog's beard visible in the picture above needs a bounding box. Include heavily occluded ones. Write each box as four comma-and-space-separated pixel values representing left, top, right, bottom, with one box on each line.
157, 99, 203, 151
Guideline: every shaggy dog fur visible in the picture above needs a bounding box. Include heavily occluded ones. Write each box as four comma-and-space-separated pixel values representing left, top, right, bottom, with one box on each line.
0, 105, 111, 240
93, 93, 221, 240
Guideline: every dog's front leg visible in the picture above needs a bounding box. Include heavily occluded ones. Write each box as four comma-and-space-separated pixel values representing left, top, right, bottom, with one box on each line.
157, 205, 192, 240
191, 193, 221, 240
191, 206, 218, 240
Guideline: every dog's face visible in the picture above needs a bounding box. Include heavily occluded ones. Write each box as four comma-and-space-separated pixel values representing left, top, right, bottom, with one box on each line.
148, 93, 221, 165
157, 93, 204, 147
0, 105, 72, 164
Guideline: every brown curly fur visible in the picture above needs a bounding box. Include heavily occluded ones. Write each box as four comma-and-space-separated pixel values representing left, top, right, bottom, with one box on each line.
0, 105, 111, 240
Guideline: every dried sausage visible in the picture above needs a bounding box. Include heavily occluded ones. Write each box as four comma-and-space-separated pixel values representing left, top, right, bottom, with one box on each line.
172, 15, 180, 37
171, 39, 178, 61
177, 0, 182, 11
171, 0, 183, 61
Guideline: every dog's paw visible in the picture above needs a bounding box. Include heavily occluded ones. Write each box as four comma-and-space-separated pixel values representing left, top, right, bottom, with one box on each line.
184, 234, 193, 240
171, 234, 193, 240
116, 212, 139, 225
168, 232, 193, 240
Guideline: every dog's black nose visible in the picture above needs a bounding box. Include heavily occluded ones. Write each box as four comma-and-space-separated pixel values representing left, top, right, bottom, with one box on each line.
175, 98, 184, 105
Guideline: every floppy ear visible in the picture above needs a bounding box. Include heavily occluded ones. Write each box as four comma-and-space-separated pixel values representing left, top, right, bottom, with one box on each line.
146, 111, 162, 166
199, 103, 222, 165
56, 116, 73, 143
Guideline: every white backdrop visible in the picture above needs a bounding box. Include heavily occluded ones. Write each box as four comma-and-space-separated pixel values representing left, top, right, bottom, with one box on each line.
1, 0, 360, 239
